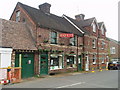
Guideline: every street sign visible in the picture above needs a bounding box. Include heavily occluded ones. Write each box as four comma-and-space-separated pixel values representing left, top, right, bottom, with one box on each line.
59, 33, 74, 37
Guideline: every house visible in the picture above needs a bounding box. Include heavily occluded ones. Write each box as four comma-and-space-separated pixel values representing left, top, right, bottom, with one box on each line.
65, 14, 109, 70
107, 38, 120, 62
5, 2, 109, 78
10, 2, 85, 77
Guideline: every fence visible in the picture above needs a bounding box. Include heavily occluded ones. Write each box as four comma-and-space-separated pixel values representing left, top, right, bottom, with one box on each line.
0, 67, 21, 84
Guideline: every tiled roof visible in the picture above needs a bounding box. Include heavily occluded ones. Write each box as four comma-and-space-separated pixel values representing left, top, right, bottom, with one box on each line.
0, 19, 37, 50
17, 2, 83, 36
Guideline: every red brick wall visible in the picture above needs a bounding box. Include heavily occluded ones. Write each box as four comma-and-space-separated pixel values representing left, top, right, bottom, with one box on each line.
10, 5, 37, 42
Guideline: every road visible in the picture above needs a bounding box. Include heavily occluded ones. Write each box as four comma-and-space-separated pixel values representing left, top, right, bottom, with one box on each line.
2, 70, 119, 88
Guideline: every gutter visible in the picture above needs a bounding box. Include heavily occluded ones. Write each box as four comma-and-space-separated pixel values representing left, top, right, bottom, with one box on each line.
62, 14, 84, 34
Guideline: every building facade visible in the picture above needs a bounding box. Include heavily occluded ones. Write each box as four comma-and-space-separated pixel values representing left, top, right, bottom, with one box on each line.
0, 2, 110, 78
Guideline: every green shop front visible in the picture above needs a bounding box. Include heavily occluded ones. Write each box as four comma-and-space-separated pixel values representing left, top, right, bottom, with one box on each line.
15, 51, 35, 78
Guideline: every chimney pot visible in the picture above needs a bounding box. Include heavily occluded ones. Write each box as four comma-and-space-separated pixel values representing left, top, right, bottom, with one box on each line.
75, 14, 85, 21
39, 3, 51, 14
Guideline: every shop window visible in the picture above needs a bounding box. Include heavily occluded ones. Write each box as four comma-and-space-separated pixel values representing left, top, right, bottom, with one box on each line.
70, 36, 76, 46
67, 56, 76, 68
50, 55, 63, 70
16, 10, 20, 22
50, 32, 57, 44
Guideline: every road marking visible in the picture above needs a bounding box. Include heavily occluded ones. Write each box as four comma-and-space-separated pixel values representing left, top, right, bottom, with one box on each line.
56, 82, 85, 88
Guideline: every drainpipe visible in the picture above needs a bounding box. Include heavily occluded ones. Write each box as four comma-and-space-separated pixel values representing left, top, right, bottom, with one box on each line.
76, 35, 79, 72
82, 34, 85, 71
97, 36, 99, 69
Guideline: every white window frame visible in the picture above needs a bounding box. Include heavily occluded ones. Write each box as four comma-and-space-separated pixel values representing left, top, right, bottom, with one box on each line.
70, 36, 76, 46
92, 23, 96, 32
101, 26, 104, 35
93, 54, 96, 64
102, 56, 104, 63
110, 47, 116, 54
101, 41, 105, 49
92, 39, 96, 48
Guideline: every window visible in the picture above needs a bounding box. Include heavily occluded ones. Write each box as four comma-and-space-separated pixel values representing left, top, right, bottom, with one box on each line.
92, 23, 96, 32
70, 36, 76, 46
101, 26, 104, 35
50, 55, 63, 70
50, 32, 57, 44
92, 39, 96, 48
101, 41, 105, 49
16, 10, 20, 22
110, 47, 116, 54
93, 54, 96, 64
67, 56, 76, 68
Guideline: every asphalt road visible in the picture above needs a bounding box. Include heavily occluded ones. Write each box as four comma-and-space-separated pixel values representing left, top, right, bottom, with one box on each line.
2, 70, 119, 88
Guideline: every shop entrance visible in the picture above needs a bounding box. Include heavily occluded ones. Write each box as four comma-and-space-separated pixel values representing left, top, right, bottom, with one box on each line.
78, 55, 82, 71
40, 54, 48, 75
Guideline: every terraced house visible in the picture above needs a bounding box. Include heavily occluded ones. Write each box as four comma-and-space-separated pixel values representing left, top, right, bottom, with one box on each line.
1, 2, 109, 78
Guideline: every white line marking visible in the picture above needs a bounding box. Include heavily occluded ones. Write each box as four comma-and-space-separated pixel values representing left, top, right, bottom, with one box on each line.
56, 82, 85, 88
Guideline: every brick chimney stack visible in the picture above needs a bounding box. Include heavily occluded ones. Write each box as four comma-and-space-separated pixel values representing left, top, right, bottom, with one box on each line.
39, 3, 51, 14
75, 14, 85, 21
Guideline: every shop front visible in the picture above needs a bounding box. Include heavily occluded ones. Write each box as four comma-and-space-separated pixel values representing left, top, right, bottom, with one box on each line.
50, 54, 63, 70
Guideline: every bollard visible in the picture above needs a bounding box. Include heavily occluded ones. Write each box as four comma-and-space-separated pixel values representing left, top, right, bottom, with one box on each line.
99, 67, 102, 72
7, 66, 12, 83
91, 68, 95, 73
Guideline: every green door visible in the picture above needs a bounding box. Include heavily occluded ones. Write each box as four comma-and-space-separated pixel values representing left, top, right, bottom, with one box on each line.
40, 54, 48, 75
78, 55, 82, 71
22, 53, 34, 78
15, 53, 34, 78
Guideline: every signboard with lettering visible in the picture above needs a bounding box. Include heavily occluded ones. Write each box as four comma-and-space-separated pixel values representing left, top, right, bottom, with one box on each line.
59, 33, 74, 38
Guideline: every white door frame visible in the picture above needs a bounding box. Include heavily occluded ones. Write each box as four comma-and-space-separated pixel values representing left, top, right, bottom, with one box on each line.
85, 56, 89, 71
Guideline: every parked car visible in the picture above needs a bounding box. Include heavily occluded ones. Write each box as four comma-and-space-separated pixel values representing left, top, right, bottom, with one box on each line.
108, 61, 120, 70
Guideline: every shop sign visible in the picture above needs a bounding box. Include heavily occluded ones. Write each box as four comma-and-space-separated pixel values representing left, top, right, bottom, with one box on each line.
59, 33, 74, 37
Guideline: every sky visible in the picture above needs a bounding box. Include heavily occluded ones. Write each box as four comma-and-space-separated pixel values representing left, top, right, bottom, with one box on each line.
0, 0, 119, 41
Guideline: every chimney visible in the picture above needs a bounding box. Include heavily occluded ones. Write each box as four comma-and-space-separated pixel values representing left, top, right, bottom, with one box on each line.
39, 3, 51, 14
75, 14, 85, 21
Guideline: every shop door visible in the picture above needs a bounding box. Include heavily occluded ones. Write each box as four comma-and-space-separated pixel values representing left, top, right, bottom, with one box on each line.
40, 54, 48, 75
21, 53, 34, 78
78, 55, 82, 71
15, 53, 34, 78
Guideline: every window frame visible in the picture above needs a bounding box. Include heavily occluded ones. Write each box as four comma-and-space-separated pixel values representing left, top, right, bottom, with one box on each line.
101, 26, 104, 35
92, 23, 96, 33
70, 36, 76, 46
101, 55, 105, 64
110, 47, 116, 54
92, 39, 96, 49
16, 10, 20, 22
93, 54, 96, 64
50, 31, 57, 44
101, 41, 105, 49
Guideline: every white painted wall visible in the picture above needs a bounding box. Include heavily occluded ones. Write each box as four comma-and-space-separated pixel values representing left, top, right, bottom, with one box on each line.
0, 48, 12, 80
0, 48, 12, 68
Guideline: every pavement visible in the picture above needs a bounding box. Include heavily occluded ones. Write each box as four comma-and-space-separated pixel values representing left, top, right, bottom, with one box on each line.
2, 69, 119, 88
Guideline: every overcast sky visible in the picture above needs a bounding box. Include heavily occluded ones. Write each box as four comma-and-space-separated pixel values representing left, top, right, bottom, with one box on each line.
0, 0, 119, 41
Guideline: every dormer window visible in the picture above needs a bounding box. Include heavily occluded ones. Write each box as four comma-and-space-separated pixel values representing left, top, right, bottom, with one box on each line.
92, 23, 96, 32
16, 10, 20, 22
101, 26, 104, 35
